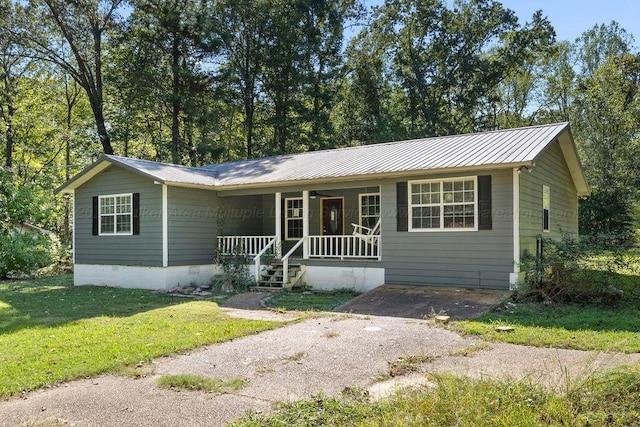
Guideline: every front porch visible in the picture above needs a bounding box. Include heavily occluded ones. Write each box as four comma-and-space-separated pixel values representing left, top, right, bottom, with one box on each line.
216, 187, 382, 290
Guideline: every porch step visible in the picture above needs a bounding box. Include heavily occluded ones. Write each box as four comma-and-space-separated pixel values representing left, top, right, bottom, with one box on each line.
258, 264, 305, 289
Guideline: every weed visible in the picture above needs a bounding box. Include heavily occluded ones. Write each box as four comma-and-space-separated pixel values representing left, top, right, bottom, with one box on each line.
323, 330, 339, 338
388, 354, 435, 377
157, 374, 245, 394
447, 342, 492, 357
284, 351, 307, 363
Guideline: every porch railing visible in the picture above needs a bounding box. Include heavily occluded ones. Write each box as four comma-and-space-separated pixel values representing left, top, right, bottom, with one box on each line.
253, 237, 278, 282
282, 237, 306, 286
308, 235, 380, 260
217, 235, 277, 257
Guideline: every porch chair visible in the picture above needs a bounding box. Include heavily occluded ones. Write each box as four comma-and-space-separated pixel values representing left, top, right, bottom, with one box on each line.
351, 218, 381, 245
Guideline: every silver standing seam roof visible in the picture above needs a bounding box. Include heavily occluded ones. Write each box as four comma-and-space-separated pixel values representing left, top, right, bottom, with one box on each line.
56, 122, 588, 195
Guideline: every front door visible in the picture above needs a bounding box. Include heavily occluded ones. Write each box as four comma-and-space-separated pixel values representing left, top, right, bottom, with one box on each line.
321, 198, 344, 235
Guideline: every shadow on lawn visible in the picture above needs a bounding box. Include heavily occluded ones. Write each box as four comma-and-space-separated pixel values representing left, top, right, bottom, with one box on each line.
0, 274, 204, 335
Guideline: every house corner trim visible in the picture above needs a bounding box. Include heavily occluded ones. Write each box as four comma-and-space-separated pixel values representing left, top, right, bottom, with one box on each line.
162, 184, 168, 267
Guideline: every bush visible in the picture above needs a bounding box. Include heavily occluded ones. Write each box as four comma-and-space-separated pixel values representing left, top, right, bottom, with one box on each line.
0, 230, 55, 278
519, 233, 636, 305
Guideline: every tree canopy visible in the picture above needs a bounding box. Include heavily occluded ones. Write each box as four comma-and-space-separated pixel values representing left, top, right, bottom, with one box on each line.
0, 0, 638, 251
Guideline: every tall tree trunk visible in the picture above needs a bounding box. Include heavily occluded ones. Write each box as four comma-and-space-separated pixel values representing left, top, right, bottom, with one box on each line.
171, 34, 181, 164
4, 105, 14, 168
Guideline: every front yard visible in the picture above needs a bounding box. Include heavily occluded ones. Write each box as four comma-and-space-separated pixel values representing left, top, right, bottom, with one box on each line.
0, 275, 282, 397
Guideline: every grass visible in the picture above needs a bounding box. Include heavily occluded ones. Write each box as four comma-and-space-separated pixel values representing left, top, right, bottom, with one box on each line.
455, 248, 640, 353
231, 366, 640, 426
454, 302, 640, 353
157, 374, 245, 393
0, 275, 282, 397
264, 289, 359, 312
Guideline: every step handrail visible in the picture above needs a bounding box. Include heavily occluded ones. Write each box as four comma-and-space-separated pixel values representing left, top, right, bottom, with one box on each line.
281, 237, 306, 286
253, 237, 278, 282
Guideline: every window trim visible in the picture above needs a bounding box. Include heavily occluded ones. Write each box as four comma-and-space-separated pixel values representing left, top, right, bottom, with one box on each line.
408, 176, 478, 232
358, 192, 381, 229
284, 197, 304, 241
98, 193, 133, 236
542, 185, 550, 232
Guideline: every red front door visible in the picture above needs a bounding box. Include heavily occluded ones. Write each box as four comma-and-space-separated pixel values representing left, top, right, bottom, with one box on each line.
321, 198, 344, 235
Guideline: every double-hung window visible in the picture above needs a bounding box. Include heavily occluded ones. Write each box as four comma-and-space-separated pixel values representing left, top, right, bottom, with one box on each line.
285, 197, 303, 240
99, 194, 133, 235
359, 193, 380, 229
409, 177, 477, 231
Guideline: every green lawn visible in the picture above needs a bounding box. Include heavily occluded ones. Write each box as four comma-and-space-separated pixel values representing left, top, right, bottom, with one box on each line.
0, 275, 281, 397
454, 303, 640, 353
455, 248, 640, 353
264, 289, 359, 312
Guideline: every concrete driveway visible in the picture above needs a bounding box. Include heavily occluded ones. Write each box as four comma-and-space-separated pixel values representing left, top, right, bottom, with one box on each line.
334, 285, 511, 319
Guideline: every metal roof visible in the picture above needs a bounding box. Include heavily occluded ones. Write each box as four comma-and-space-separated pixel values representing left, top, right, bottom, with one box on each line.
202, 122, 572, 185
57, 122, 588, 195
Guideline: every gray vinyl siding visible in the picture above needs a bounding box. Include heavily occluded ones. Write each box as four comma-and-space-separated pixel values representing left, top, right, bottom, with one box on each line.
167, 187, 218, 266
218, 195, 264, 235
382, 170, 514, 289
74, 165, 163, 266
519, 142, 579, 255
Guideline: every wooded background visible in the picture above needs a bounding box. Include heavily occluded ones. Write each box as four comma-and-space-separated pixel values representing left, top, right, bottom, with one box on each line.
1, 0, 639, 252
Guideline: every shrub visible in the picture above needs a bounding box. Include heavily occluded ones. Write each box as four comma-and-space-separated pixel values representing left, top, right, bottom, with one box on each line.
519, 233, 636, 304
0, 230, 55, 278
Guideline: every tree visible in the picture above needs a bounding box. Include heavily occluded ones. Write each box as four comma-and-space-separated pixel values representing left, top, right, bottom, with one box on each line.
218, 0, 268, 158
362, 0, 555, 137
21, 0, 125, 155
0, 0, 32, 168
121, 0, 223, 164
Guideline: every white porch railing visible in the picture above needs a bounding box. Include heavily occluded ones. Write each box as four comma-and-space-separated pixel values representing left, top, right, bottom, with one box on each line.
282, 237, 306, 286
253, 237, 278, 282
217, 235, 277, 257
308, 235, 380, 260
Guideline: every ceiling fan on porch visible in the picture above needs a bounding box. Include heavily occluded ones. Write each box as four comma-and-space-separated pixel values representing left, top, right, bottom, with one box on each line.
309, 191, 332, 199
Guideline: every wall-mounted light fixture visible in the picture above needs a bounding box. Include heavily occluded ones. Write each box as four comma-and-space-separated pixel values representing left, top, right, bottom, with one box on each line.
517, 165, 533, 174
309, 191, 331, 199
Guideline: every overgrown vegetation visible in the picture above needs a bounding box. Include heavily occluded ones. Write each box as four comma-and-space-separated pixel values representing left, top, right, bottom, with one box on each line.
231, 367, 640, 426
0, 275, 281, 397
519, 233, 639, 304
456, 241, 640, 352
157, 374, 245, 394
0, 170, 57, 278
264, 289, 359, 312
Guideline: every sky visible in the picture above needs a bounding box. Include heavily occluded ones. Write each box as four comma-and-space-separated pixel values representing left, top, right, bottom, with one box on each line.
362, 0, 639, 45
498, 0, 639, 43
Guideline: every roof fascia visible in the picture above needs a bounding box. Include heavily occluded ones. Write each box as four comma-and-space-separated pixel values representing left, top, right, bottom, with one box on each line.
55, 157, 114, 194
55, 155, 170, 194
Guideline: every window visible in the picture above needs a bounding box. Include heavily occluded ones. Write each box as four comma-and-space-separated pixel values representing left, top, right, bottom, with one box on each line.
542, 185, 550, 232
359, 193, 380, 229
409, 177, 476, 231
99, 194, 132, 235
285, 198, 303, 240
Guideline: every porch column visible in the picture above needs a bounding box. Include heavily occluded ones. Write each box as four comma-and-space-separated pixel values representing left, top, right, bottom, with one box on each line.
302, 190, 309, 259
275, 192, 282, 256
